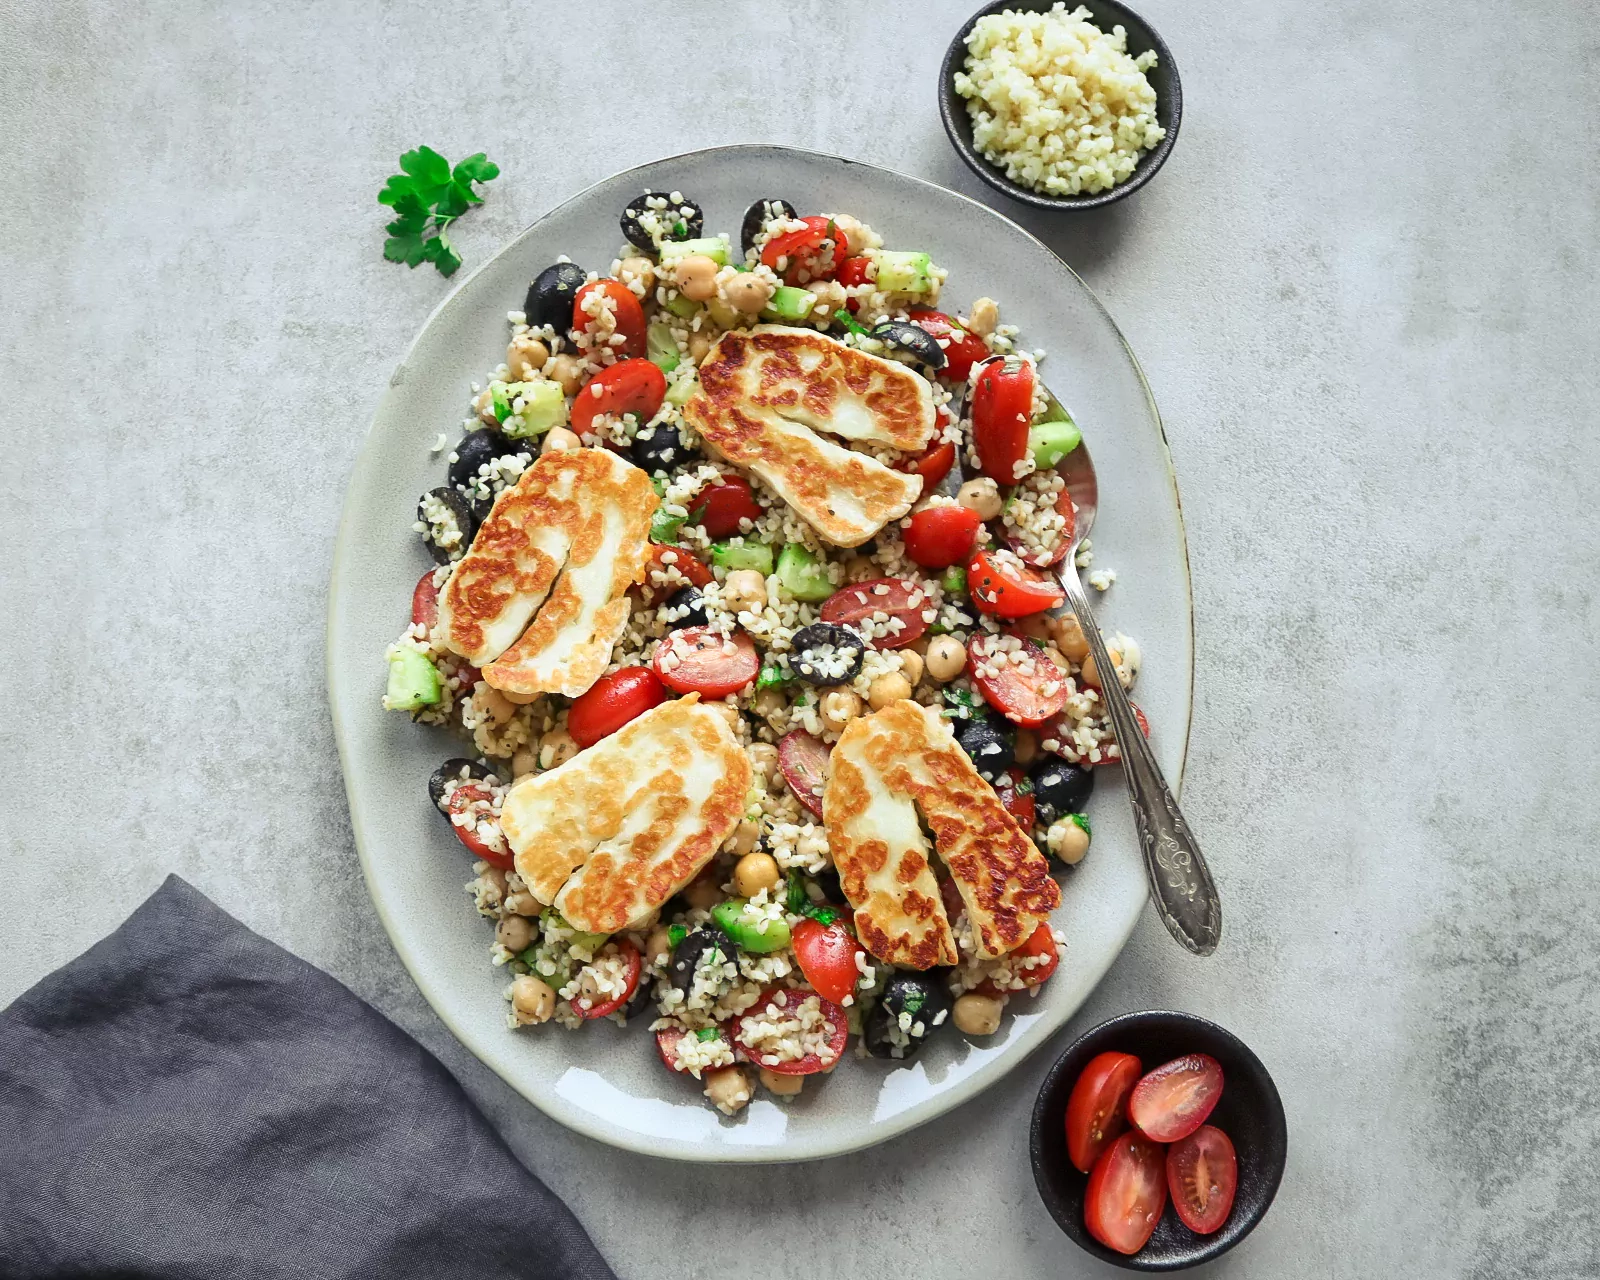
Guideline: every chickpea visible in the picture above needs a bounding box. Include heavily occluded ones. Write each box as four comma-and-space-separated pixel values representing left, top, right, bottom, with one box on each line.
952, 992, 1004, 1036
511, 747, 539, 780
539, 727, 578, 770
496, 913, 533, 954
1017, 613, 1054, 643
722, 568, 768, 614
684, 871, 724, 910
809, 280, 847, 313
511, 975, 557, 1024
574, 964, 616, 1007
478, 865, 508, 908
546, 353, 584, 397
472, 386, 498, 423
925, 635, 967, 683
898, 649, 925, 687
705, 700, 743, 735
867, 672, 913, 710
1052, 614, 1090, 664
839, 553, 876, 583
687, 329, 713, 363
831, 213, 869, 256
507, 335, 550, 381
752, 687, 786, 723
477, 686, 515, 727
820, 688, 862, 732
967, 297, 1000, 337
1040, 645, 1070, 673
727, 819, 761, 857
1051, 817, 1091, 865
645, 924, 673, 967
1080, 647, 1123, 691
724, 272, 774, 315
504, 890, 541, 917
734, 850, 782, 898
1014, 728, 1039, 767
957, 477, 1003, 520
674, 254, 719, 302
617, 255, 656, 295
703, 1064, 752, 1115
748, 742, 781, 788
759, 1067, 805, 1098
542, 426, 581, 454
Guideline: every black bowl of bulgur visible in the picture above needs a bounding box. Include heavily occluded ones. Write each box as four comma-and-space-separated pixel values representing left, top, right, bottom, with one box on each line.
939, 0, 1183, 211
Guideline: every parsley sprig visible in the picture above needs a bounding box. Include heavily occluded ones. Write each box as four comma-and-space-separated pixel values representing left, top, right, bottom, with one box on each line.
379, 146, 500, 277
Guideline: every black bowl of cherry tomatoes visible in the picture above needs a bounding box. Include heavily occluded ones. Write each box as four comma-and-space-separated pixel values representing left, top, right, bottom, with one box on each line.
1030, 1010, 1287, 1270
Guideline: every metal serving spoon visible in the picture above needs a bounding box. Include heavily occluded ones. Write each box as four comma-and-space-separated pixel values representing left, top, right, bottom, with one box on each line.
1042, 388, 1222, 955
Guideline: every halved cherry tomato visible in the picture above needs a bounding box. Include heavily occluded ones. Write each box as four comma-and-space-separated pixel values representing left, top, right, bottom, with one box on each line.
1085, 1131, 1168, 1256
655, 1023, 731, 1074
908, 308, 991, 384
411, 569, 440, 628
1129, 1054, 1225, 1143
903, 504, 982, 569
1041, 701, 1152, 767
1167, 1125, 1238, 1235
1065, 1051, 1143, 1172
973, 920, 1060, 999
760, 215, 845, 285
691, 474, 763, 539
778, 729, 829, 817
1004, 482, 1077, 568
653, 627, 761, 698
967, 548, 1065, 618
572, 939, 642, 1020
566, 666, 666, 748
939, 876, 966, 924
971, 356, 1036, 482
897, 440, 956, 496
731, 986, 849, 1075
819, 577, 930, 650
454, 662, 482, 692
835, 254, 873, 311
569, 358, 666, 439
791, 918, 861, 1005
641, 542, 713, 599
443, 782, 512, 870
571, 279, 646, 358
968, 634, 1070, 727
993, 766, 1035, 830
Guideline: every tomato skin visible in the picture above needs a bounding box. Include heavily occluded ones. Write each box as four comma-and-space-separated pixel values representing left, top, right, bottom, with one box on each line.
761, 216, 845, 285
778, 729, 830, 817
1084, 1131, 1169, 1256
652, 627, 761, 698
971, 357, 1036, 482
835, 254, 873, 309
731, 986, 849, 1075
573, 940, 643, 1020
411, 569, 440, 629
569, 358, 666, 439
903, 504, 982, 569
566, 666, 667, 748
968, 634, 1070, 727
1065, 1051, 1143, 1173
691, 474, 763, 539
1129, 1054, 1225, 1143
571, 279, 647, 358
655, 1023, 730, 1073
819, 578, 930, 650
967, 549, 1065, 619
993, 766, 1036, 831
1167, 1125, 1238, 1235
1004, 483, 1078, 568
973, 920, 1060, 999
908, 309, 991, 384
791, 918, 862, 1005
444, 782, 512, 870
641, 542, 713, 600
898, 440, 956, 496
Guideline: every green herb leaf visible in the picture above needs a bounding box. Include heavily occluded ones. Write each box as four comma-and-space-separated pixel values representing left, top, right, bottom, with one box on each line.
695, 1027, 720, 1042
1070, 813, 1091, 837
802, 904, 840, 926
756, 664, 791, 691
835, 309, 869, 338
667, 924, 687, 948
378, 146, 499, 277
786, 869, 807, 915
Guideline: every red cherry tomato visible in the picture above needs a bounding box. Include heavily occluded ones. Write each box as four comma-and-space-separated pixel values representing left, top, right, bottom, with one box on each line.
1129, 1054, 1225, 1143
1167, 1125, 1238, 1235
967, 548, 1065, 619
1004, 482, 1078, 568
655, 1023, 731, 1074
968, 634, 1070, 727
641, 542, 713, 600
819, 577, 931, 650
903, 504, 982, 569
443, 782, 512, 871
760, 215, 845, 285
571, 939, 642, 1020
569, 358, 666, 439
691, 474, 764, 539
571, 279, 646, 358
411, 569, 440, 629
778, 729, 830, 817
835, 254, 873, 310
1039, 701, 1151, 767
1084, 1132, 1168, 1256
908, 308, 991, 384
1065, 1051, 1143, 1172
730, 986, 849, 1075
791, 918, 862, 1005
939, 876, 966, 925
652, 627, 761, 698
971, 356, 1036, 482
973, 920, 1061, 999
993, 766, 1035, 831
565, 666, 667, 748
898, 440, 956, 496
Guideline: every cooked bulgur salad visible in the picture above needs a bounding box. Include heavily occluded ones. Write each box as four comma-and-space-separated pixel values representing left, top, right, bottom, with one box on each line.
382, 189, 1148, 1116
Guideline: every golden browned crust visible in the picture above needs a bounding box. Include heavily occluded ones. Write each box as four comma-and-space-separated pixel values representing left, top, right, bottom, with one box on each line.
500, 698, 753, 935
823, 700, 1059, 965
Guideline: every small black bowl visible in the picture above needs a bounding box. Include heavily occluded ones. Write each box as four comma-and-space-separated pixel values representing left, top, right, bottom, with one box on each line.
1030, 1010, 1287, 1270
939, 0, 1183, 211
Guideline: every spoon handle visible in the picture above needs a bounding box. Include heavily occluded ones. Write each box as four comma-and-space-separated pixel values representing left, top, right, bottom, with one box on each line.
1056, 563, 1222, 956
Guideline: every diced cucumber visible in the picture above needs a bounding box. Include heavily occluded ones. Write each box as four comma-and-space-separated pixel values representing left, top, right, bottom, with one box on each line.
665, 372, 699, 406
711, 540, 775, 575
776, 543, 833, 602
651, 509, 686, 544
540, 909, 609, 954
874, 250, 934, 294
941, 566, 968, 594
663, 293, 701, 320
1029, 417, 1082, 469
384, 646, 441, 711
660, 236, 730, 266
501, 380, 566, 439
762, 286, 816, 322
711, 901, 791, 954
489, 380, 513, 423
647, 321, 681, 374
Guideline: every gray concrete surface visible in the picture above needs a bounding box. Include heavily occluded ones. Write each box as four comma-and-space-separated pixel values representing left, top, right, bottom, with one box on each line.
4, 1, 1597, 1275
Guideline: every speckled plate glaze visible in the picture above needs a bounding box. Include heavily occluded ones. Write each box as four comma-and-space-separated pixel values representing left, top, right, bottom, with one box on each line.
328, 145, 1192, 1163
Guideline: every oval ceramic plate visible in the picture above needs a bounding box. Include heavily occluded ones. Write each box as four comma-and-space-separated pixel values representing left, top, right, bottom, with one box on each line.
328, 145, 1192, 1162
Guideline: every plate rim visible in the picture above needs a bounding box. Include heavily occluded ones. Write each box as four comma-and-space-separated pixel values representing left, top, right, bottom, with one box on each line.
326, 143, 1194, 1163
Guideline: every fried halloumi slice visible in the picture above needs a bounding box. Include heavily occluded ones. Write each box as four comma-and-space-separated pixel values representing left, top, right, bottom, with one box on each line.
434, 448, 657, 699
684, 326, 935, 547
824, 700, 1060, 966
500, 698, 753, 935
